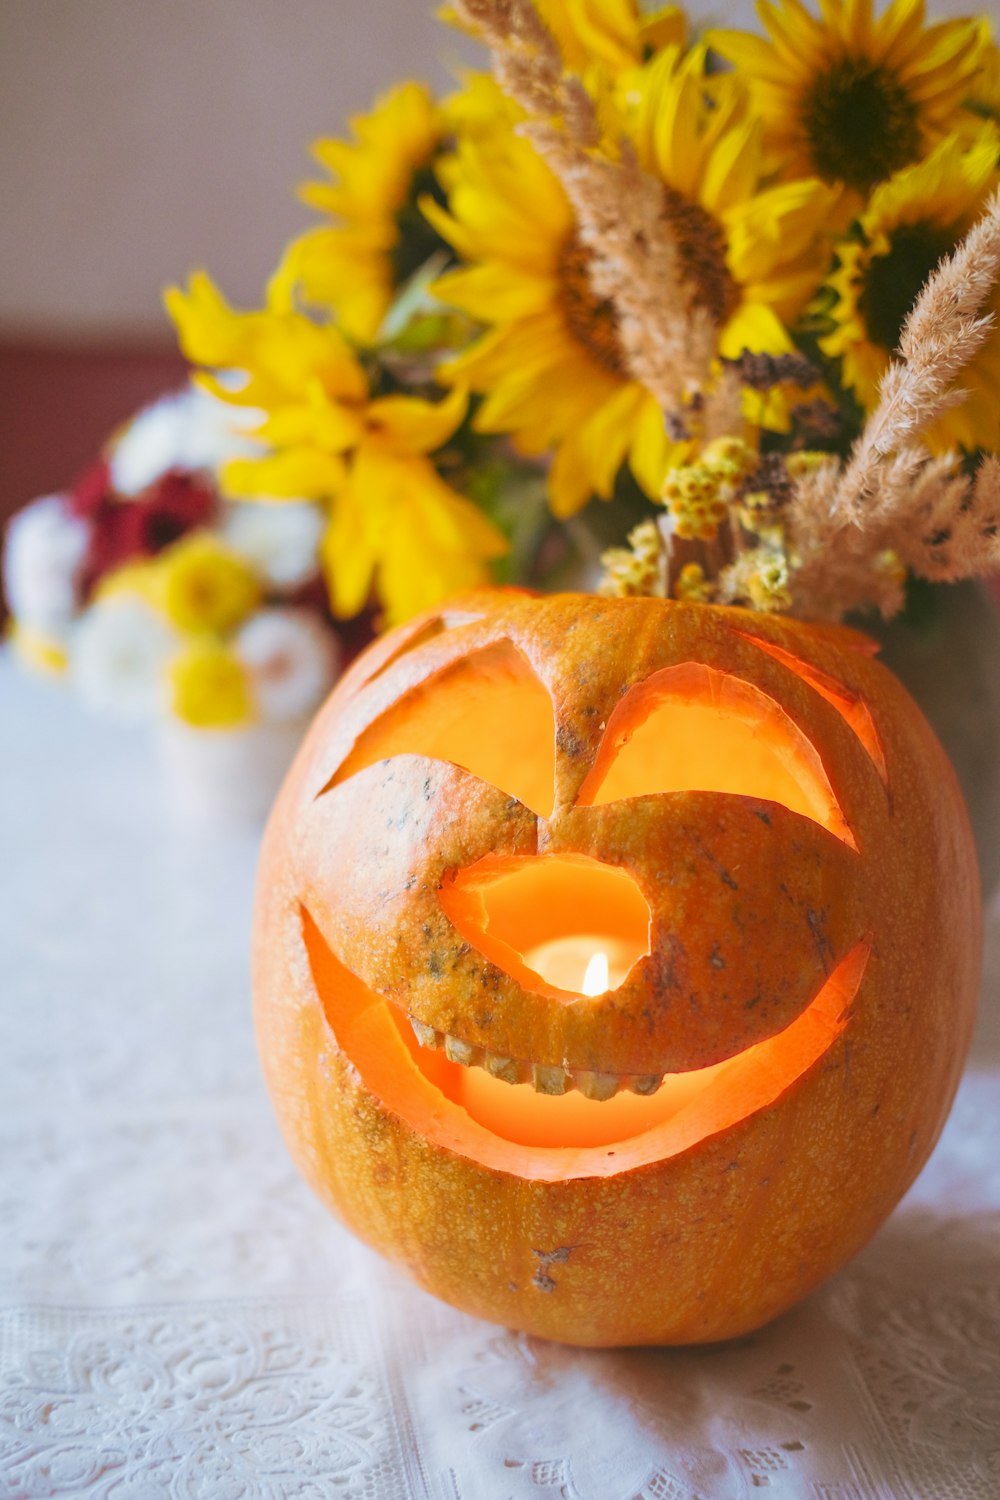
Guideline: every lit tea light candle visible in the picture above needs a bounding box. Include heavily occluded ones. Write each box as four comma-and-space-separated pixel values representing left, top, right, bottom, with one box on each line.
522, 935, 635, 995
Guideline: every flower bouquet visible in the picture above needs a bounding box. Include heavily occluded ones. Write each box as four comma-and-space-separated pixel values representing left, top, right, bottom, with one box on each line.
162, 0, 1000, 630
4, 384, 341, 822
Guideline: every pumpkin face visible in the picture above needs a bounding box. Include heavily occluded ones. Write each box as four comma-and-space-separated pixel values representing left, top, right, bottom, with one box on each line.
254, 592, 980, 1346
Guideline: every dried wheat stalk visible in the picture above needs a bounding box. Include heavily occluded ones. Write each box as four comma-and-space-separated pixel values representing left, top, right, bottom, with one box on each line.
451, 0, 715, 407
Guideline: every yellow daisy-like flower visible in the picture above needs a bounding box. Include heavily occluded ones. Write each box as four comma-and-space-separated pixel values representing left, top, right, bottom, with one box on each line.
710, 0, 988, 199
165, 272, 507, 627
169, 640, 255, 729
426, 46, 836, 517
821, 130, 1000, 451
282, 81, 449, 344
153, 533, 261, 635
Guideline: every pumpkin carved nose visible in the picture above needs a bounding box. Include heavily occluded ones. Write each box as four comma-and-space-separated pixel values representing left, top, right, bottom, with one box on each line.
439, 852, 651, 998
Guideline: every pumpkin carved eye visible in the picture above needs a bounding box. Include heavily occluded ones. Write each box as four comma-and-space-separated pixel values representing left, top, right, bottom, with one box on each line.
577, 662, 856, 848
733, 629, 888, 786
330, 640, 556, 817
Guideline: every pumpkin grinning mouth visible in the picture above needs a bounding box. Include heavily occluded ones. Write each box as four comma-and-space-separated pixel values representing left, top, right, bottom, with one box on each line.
405, 1010, 665, 1100
302, 906, 871, 1157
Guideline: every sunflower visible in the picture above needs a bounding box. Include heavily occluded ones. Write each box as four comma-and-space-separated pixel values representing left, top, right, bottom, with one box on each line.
164, 271, 506, 626
710, 0, 989, 201
426, 46, 836, 517
962, 33, 1000, 134
281, 81, 451, 344
821, 129, 1000, 451
442, 0, 685, 74
532, 0, 685, 72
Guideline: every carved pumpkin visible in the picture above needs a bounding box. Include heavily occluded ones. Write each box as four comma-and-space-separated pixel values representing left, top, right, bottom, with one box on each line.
253, 592, 980, 1346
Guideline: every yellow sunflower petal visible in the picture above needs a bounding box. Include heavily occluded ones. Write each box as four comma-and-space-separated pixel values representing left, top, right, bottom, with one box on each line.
365, 385, 469, 456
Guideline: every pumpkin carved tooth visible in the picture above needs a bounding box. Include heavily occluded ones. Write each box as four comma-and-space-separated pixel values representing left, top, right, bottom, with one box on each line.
483, 1051, 519, 1083
532, 1063, 570, 1095
444, 1033, 476, 1066
629, 1075, 664, 1096
409, 1016, 440, 1050
575, 1070, 620, 1101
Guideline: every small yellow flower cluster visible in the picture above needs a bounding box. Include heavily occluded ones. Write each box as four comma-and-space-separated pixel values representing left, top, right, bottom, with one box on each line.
101, 534, 264, 729
674, 562, 715, 604
599, 520, 664, 597
661, 438, 758, 542
726, 548, 793, 613
156, 535, 261, 727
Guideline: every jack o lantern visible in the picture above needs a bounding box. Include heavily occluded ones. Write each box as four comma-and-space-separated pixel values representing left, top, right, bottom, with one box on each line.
253, 591, 980, 1346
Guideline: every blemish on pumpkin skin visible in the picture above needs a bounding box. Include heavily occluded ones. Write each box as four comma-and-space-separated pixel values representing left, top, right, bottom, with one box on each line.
692, 834, 739, 892
805, 909, 834, 973
649, 933, 689, 996
533, 1246, 573, 1265
556, 724, 587, 758
710, 944, 726, 970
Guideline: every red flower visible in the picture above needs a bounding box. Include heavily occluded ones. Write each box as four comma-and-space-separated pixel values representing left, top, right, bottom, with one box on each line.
78, 469, 219, 597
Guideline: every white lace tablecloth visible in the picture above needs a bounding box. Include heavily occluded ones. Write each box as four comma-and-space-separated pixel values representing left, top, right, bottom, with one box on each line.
2, 655, 999, 1500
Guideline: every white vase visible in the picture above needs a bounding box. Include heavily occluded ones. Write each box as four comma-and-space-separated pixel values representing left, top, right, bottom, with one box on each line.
156, 716, 309, 828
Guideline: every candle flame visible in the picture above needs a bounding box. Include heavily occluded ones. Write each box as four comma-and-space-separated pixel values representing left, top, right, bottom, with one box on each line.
582, 950, 609, 996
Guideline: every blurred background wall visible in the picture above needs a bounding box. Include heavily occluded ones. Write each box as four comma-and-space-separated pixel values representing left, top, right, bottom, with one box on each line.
0, 0, 991, 520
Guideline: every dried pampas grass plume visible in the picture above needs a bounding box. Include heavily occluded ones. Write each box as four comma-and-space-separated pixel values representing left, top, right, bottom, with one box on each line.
838, 186, 1000, 516
787, 188, 1000, 619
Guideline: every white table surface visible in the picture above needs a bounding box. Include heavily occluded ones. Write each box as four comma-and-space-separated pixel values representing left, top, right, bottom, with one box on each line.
2, 653, 999, 1500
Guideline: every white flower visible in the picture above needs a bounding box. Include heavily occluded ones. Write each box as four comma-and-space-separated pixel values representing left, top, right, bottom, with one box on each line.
109, 383, 264, 496
70, 594, 175, 722
234, 608, 340, 724
2, 495, 88, 634
221, 500, 325, 591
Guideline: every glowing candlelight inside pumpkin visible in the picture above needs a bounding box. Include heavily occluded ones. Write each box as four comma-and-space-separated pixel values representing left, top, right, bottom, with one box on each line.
584, 950, 607, 995
523, 936, 631, 995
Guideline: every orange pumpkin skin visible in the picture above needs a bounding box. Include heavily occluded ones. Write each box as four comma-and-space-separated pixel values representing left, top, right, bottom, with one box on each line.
253, 592, 980, 1347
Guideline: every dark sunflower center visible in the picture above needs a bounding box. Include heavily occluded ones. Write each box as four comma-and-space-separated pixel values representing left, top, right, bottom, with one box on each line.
392, 163, 451, 286
661, 187, 739, 327
858, 220, 954, 351
558, 234, 629, 376
800, 59, 921, 192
